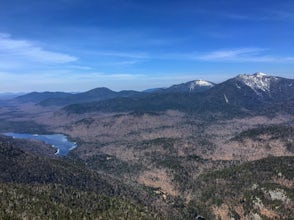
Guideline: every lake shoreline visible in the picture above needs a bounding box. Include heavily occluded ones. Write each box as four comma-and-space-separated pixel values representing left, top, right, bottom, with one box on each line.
2, 132, 77, 156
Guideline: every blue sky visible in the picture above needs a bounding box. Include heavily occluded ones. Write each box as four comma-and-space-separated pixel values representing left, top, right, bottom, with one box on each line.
0, 0, 293, 92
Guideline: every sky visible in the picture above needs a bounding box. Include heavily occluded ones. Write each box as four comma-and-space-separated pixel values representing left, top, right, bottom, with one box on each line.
0, 0, 293, 92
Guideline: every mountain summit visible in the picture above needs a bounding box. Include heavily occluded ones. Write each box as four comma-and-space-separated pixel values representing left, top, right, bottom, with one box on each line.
160, 79, 215, 93
188, 80, 215, 91
232, 72, 293, 100
235, 72, 278, 94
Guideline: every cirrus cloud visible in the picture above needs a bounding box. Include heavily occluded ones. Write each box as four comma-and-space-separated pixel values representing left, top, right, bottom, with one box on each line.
195, 48, 294, 63
0, 33, 77, 64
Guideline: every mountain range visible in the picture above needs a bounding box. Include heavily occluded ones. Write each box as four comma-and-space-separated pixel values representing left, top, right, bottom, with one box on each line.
12, 78, 216, 106
10, 72, 294, 117
61, 72, 294, 116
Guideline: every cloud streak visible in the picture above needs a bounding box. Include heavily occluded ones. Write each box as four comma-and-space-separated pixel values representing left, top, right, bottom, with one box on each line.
91, 51, 148, 59
195, 48, 294, 63
0, 33, 77, 64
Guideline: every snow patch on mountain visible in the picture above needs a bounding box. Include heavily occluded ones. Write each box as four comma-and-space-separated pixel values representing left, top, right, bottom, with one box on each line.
235, 84, 241, 89
224, 94, 229, 103
236, 72, 278, 95
189, 80, 214, 91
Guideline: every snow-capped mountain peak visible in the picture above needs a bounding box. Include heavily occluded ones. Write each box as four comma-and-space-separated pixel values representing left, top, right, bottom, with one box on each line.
189, 80, 214, 91
253, 72, 267, 77
160, 79, 215, 93
236, 72, 278, 94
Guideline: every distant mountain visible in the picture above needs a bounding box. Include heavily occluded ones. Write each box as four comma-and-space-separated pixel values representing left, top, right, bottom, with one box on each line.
143, 88, 165, 93
0, 92, 26, 100
14, 91, 72, 103
64, 73, 294, 116
8, 87, 145, 106
160, 79, 215, 93
39, 87, 144, 106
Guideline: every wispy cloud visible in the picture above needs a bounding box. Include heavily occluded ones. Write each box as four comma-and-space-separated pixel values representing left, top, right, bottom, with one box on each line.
268, 10, 294, 21
0, 33, 77, 64
66, 65, 93, 70
222, 14, 253, 21
196, 48, 264, 60
92, 48, 294, 64
91, 51, 148, 59
195, 48, 294, 63
95, 60, 139, 66
216, 8, 294, 22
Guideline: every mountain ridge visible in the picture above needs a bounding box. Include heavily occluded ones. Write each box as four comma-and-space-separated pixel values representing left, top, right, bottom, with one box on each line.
13, 88, 144, 106
63, 73, 294, 116
8, 73, 294, 117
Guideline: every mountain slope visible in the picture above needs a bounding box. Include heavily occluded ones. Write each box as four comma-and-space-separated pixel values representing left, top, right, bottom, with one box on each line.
0, 136, 170, 219
0, 135, 113, 191
188, 156, 294, 219
0, 183, 161, 220
202, 72, 294, 112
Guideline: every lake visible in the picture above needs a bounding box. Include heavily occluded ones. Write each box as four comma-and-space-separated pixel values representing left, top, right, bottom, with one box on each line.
3, 132, 77, 156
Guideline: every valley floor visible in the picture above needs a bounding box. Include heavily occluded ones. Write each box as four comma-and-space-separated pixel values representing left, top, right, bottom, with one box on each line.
0, 103, 293, 219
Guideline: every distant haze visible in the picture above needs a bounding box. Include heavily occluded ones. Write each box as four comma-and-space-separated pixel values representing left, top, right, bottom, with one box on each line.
0, 93, 26, 100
